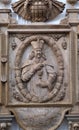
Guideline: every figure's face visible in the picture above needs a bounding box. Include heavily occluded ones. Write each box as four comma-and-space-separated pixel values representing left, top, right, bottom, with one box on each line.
34, 49, 42, 59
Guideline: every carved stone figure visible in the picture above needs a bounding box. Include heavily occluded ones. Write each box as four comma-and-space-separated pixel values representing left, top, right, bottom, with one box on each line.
12, 0, 65, 22
21, 39, 57, 102
14, 35, 65, 103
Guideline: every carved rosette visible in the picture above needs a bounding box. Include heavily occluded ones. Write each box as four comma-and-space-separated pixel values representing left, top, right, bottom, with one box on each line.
12, 0, 65, 22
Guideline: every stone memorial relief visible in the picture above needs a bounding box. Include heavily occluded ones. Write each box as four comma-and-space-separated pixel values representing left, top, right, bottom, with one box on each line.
4, 25, 73, 130
12, 0, 65, 22
8, 29, 72, 105
0, 0, 79, 129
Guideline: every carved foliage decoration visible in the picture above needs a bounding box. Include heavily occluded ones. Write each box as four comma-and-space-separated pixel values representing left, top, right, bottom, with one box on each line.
12, 0, 65, 22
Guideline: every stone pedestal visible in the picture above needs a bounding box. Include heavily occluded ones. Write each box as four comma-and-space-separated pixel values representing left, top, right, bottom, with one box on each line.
67, 9, 79, 26
0, 9, 11, 25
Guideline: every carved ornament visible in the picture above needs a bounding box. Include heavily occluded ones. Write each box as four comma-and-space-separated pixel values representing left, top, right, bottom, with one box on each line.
12, 0, 65, 22
14, 35, 64, 103
68, 122, 79, 130
2, 25, 73, 130
8, 31, 71, 105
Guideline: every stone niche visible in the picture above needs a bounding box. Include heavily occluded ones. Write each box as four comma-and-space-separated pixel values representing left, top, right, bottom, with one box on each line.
0, 24, 76, 130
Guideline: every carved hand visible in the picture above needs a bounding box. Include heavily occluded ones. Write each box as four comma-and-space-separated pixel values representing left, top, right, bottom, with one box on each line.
36, 80, 48, 88
33, 63, 43, 72
36, 72, 57, 91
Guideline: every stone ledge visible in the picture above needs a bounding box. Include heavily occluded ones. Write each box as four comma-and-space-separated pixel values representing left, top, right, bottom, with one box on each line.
67, 9, 79, 13
66, 114, 79, 121
0, 115, 14, 122
0, 9, 11, 13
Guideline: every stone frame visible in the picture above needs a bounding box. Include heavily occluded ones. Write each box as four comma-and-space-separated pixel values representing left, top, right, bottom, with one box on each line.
3, 24, 75, 107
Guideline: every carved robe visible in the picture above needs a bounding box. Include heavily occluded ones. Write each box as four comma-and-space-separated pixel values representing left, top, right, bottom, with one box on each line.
21, 58, 56, 102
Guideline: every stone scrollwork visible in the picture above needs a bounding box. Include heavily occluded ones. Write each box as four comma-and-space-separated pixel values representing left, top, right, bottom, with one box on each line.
14, 35, 64, 103
12, 0, 65, 22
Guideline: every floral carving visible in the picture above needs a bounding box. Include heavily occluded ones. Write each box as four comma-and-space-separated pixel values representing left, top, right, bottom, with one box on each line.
62, 36, 67, 50
51, 34, 65, 41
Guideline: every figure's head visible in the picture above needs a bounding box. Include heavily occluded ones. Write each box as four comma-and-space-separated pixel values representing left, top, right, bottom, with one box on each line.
31, 39, 44, 59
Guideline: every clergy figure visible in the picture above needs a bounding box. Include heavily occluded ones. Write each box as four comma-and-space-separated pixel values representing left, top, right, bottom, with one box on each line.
21, 39, 57, 101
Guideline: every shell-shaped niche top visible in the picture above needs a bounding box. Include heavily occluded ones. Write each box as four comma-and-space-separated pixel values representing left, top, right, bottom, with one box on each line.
12, 0, 65, 22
